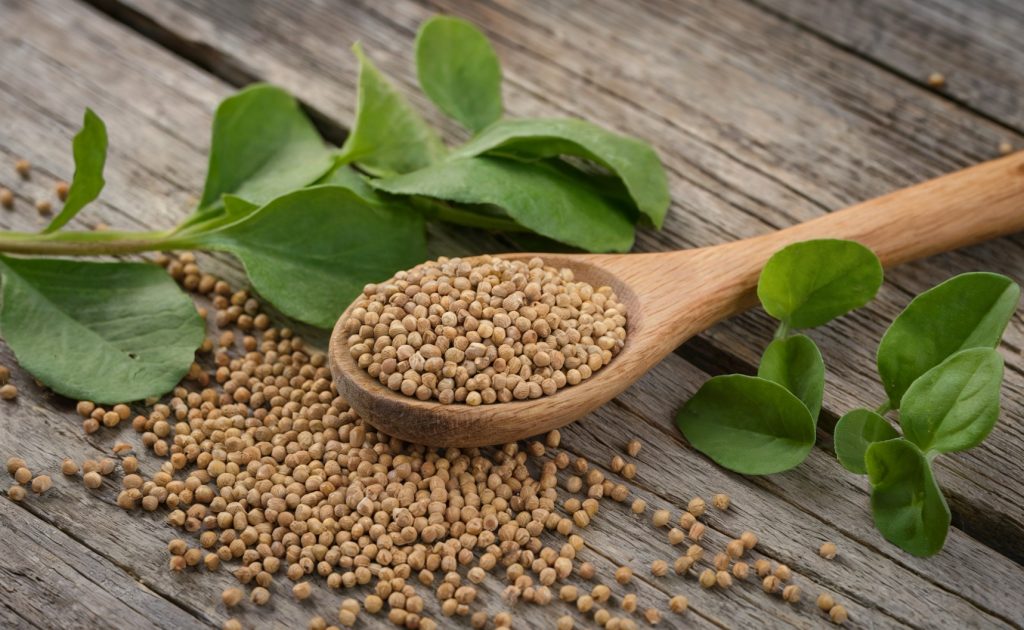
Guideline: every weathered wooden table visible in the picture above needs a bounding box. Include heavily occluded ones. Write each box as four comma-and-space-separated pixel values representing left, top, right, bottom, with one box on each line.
1, 1, 1022, 627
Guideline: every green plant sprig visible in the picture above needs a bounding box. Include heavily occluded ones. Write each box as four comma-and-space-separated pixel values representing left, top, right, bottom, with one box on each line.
0, 15, 668, 404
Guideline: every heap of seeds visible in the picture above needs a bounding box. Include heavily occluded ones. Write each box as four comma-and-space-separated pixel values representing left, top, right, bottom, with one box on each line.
342, 256, 627, 405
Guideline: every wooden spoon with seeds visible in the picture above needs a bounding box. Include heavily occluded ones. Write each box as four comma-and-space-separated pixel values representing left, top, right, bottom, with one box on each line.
331, 153, 1024, 446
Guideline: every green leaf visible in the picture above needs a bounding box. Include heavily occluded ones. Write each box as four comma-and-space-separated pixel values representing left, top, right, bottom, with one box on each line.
451, 118, 669, 228
0, 256, 204, 403
758, 334, 825, 420
44, 108, 107, 233
834, 408, 899, 474
675, 375, 816, 475
900, 348, 1003, 454
757, 239, 882, 329
865, 438, 950, 557
371, 156, 634, 252
877, 272, 1019, 409
197, 84, 334, 213
415, 15, 502, 133
339, 43, 446, 176
189, 186, 426, 328
316, 164, 384, 204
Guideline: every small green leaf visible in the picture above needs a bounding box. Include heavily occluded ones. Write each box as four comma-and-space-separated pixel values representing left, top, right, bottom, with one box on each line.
0, 256, 204, 403
44, 108, 107, 233
834, 408, 899, 474
339, 43, 446, 176
900, 348, 1003, 454
450, 118, 670, 228
865, 438, 950, 557
758, 334, 825, 420
197, 84, 334, 214
757, 239, 882, 329
877, 272, 1019, 408
316, 164, 384, 204
189, 186, 426, 328
675, 375, 816, 475
415, 15, 503, 133
371, 156, 634, 252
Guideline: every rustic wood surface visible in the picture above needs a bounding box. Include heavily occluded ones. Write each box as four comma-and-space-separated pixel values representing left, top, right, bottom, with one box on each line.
0, 0, 1022, 628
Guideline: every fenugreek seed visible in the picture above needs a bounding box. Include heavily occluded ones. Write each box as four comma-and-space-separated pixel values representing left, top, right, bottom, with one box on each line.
578, 562, 595, 580
559, 585, 578, 602
732, 561, 749, 580
610, 455, 625, 473
762, 575, 781, 594
699, 569, 716, 589
364, 594, 383, 614
557, 615, 573, 630
5, 457, 25, 474
30, 475, 52, 494
651, 559, 668, 577
293, 582, 311, 600
14, 467, 32, 484
667, 527, 685, 545
783, 584, 801, 603
713, 553, 729, 571
686, 544, 703, 561
168, 539, 187, 556
726, 539, 745, 559
754, 558, 771, 577
716, 570, 732, 588
55, 181, 69, 201
338, 609, 356, 627
927, 72, 946, 88
631, 498, 646, 514
673, 555, 694, 575
251, 586, 270, 605
494, 612, 512, 628
817, 593, 836, 612
819, 541, 838, 560
35, 199, 51, 215
0, 187, 12, 208
999, 140, 1014, 156
577, 595, 594, 613
774, 564, 792, 581
644, 608, 661, 625
740, 531, 758, 550
652, 509, 670, 527
669, 594, 688, 614
712, 493, 730, 510
688, 522, 705, 541
592, 584, 611, 602
222, 587, 243, 607
621, 463, 637, 479
0, 384, 17, 401
687, 497, 706, 517
223, 619, 241, 630
830, 604, 849, 624
678, 512, 695, 529
615, 566, 633, 584
15, 159, 30, 177
8, 484, 26, 501
626, 439, 641, 457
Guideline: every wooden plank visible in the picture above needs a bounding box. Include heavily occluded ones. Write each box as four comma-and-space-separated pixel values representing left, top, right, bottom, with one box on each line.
97, 0, 1024, 561
0, 497, 208, 630
751, 0, 1024, 133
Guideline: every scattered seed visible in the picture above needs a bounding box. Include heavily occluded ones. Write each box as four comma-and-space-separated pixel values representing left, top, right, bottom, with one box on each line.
726, 539, 745, 559
716, 570, 732, 588
8, 484, 26, 501
712, 493, 730, 510
651, 559, 668, 577
783, 584, 801, 604
557, 615, 574, 630
626, 439, 642, 457
615, 566, 633, 584
622, 593, 638, 613
250, 586, 270, 605
830, 604, 849, 625
817, 593, 836, 612
740, 531, 758, 550
0, 187, 13, 208
83, 471, 102, 489
713, 553, 730, 571
667, 527, 685, 545
293, 582, 311, 600
688, 522, 705, 541
669, 594, 688, 614
732, 561, 749, 580
819, 541, 838, 560
762, 575, 781, 594
1, 384, 17, 401
774, 564, 792, 581
999, 140, 1014, 156
754, 558, 772, 577
644, 608, 661, 624
687, 497, 705, 517
631, 498, 646, 514
14, 467, 31, 484
652, 509, 670, 527
55, 181, 69, 201
35, 199, 52, 215
927, 72, 946, 88
15, 159, 30, 178
673, 555, 694, 575
6, 457, 26, 474
222, 619, 241, 630
30, 475, 52, 494
699, 568, 716, 589
221, 588, 243, 607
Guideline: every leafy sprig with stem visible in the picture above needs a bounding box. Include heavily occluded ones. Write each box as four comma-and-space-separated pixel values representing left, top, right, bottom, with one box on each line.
676, 240, 1020, 557
0, 15, 668, 404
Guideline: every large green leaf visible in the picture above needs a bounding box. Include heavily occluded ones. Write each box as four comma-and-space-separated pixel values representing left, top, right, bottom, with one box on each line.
197, 84, 334, 213
757, 239, 882, 329
877, 272, 1019, 408
900, 348, 1003, 454
833, 408, 899, 475
371, 156, 634, 252
758, 334, 825, 420
865, 438, 950, 557
450, 118, 669, 228
44, 108, 107, 233
415, 16, 503, 133
189, 186, 426, 328
0, 256, 204, 403
338, 43, 446, 176
675, 375, 816, 475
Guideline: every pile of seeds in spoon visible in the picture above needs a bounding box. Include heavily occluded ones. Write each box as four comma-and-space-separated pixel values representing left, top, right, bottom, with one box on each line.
342, 256, 627, 405
2, 252, 852, 629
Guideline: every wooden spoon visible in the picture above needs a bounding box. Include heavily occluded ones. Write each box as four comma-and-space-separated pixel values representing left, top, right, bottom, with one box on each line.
331, 153, 1024, 446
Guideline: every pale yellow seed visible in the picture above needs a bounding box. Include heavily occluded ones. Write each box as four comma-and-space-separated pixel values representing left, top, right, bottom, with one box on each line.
740, 531, 758, 549
651, 560, 668, 577
927, 72, 946, 88
774, 564, 792, 581
712, 493, 730, 510
830, 604, 849, 624
687, 497, 705, 517
716, 570, 732, 588
652, 509, 670, 528
615, 566, 632, 584
626, 439, 641, 457
783, 584, 801, 604
669, 595, 688, 614
819, 541, 837, 560
699, 569, 716, 588
817, 593, 836, 612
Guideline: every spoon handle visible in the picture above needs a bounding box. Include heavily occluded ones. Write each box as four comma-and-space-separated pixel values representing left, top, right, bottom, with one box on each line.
750, 151, 1024, 268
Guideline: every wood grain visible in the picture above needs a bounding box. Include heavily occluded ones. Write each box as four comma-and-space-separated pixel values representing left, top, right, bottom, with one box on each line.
102, 0, 1024, 561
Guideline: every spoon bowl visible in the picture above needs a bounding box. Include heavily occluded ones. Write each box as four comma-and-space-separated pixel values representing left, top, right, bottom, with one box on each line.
331, 153, 1024, 446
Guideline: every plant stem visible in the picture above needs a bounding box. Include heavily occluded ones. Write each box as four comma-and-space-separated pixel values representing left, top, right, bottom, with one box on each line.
773, 321, 791, 340
0, 229, 183, 256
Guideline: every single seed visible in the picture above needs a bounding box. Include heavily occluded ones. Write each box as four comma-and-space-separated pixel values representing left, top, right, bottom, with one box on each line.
250, 586, 270, 605
740, 531, 758, 549
762, 575, 781, 594
713, 553, 729, 571
673, 555, 694, 575
35, 199, 51, 215
293, 582, 311, 600
999, 140, 1014, 156
754, 558, 771, 577
15, 159, 30, 177
0, 384, 17, 401
651, 559, 668, 576
626, 439, 641, 456
699, 569, 716, 588
55, 181, 69, 201
688, 522, 705, 541
774, 564, 792, 581
732, 561, 749, 580
819, 541, 838, 560
927, 72, 946, 88
557, 615, 574, 630
223, 619, 241, 630
615, 566, 633, 584
817, 593, 836, 612
669, 595, 688, 613
652, 509, 670, 527
8, 484, 26, 501
60, 458, 79, 476
687, 497, 705, 517
592, 584, 611, 603
4, 457, 24, 474
644, 608, 661, 625
30, 475, 52, 494
631, 498, 646, 514
667, 527, 685, 545
712, 493, 730, 510
221, 588, 243, 607
83, 471, 102, 489
716, 570, 732, 588
830, 604, 849, 624
14, 467, 31, 484
0, 187, 12, 208
726, 539, 745, 559
364, 594, 383, 614
622, 593, 637, 613
621, 462, 637, 479
783, 584, 801, 604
